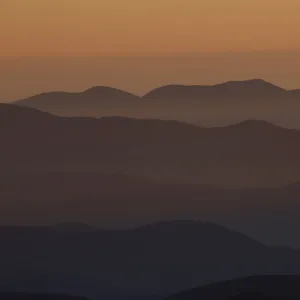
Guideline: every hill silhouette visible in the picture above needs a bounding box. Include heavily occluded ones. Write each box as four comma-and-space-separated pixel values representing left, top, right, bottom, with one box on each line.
4, 104, 300, 246
2, 221, 300, 299
12, 79, 300, 128
0, 103, 53, 126
14, 86, 140, 117
143, 79, 287, 100
2, 103, 300, 187
166, 275, 300, 300
4, 170, 300, 246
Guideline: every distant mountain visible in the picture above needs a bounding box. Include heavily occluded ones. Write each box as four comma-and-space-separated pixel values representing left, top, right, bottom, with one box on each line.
142, 79, 300, 128
142, 79, 287, 100
2, 104, 300, 187
2, 221, 300, 300
166, 275, 300, 300
0, 103, 52, 126
14, 86, 140, 117
12, 79, 300, 128
4, 170, 300, 246
4, 105, 300, 246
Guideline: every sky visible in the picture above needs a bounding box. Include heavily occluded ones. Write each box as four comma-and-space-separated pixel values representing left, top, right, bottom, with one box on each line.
1, 0, 300, 56
1, 0, 300, 101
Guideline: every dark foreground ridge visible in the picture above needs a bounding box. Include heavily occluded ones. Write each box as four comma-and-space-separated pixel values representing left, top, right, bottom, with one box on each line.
2, 103, 300, 188
166, 275, 300, 300
3, 103, 300, 246
1, 221, 300, 299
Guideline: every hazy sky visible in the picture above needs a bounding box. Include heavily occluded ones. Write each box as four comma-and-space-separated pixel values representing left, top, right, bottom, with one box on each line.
1, 0, 300, 101
1, 0, 300, 56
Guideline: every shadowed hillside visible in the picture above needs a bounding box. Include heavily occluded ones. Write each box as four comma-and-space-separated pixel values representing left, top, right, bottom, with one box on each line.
143, 79, 287, 100
2, 221, 300, 299
1, 103, 300, 187
14, 86, 140, 117
3, 171, 300, 246
166, 275, 300, 300
4, 104, 300, 245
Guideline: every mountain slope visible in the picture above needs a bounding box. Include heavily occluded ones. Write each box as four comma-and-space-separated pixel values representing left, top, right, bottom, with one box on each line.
143, 79, 288, 100
11, 79, 300, 128
14, 86, 140, 117
141, 79, 300, 128
2, 104, 300, 187
3, 171, 300, 246
1, 221, 300, 299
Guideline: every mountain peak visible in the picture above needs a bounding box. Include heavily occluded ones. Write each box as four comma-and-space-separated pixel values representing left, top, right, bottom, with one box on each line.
226, 119, 283, 130
83, 86, 138, 98
83, 86, 121, 93
215, 78, 286, 92
143, 79, 286, 100
234, 78, 271, 85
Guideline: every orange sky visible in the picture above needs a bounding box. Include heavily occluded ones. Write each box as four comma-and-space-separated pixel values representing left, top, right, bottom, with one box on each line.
1, 0, 300, 56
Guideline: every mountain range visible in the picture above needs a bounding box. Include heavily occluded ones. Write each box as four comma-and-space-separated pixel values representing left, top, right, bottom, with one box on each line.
2, 170, 300, 246
3, 88, 300, 300
1, 103, 300, 188
2, 221, 300, 300
12, 79, 300, 128
4, 104, 300, 245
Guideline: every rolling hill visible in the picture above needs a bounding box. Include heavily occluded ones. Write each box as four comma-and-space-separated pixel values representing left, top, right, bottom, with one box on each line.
142, 79, 288, 100
2, 171, 300, 246
1, 221, 300, 300
3, 104, 300, 246
2, 103, 300, 187
13, 79, 300, 128
14, 86, 140, 117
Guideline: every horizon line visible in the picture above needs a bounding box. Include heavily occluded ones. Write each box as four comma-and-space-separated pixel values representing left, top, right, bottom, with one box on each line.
2, 78, 298, 103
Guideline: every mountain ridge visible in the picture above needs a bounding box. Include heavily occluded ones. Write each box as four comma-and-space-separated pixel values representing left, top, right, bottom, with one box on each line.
142, 78, 289, 99
2, 103, 300, 188
2, 221, 300, 299
0, 103, 291, 130
13, 79, 296, 102
10, 78, 300, 128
